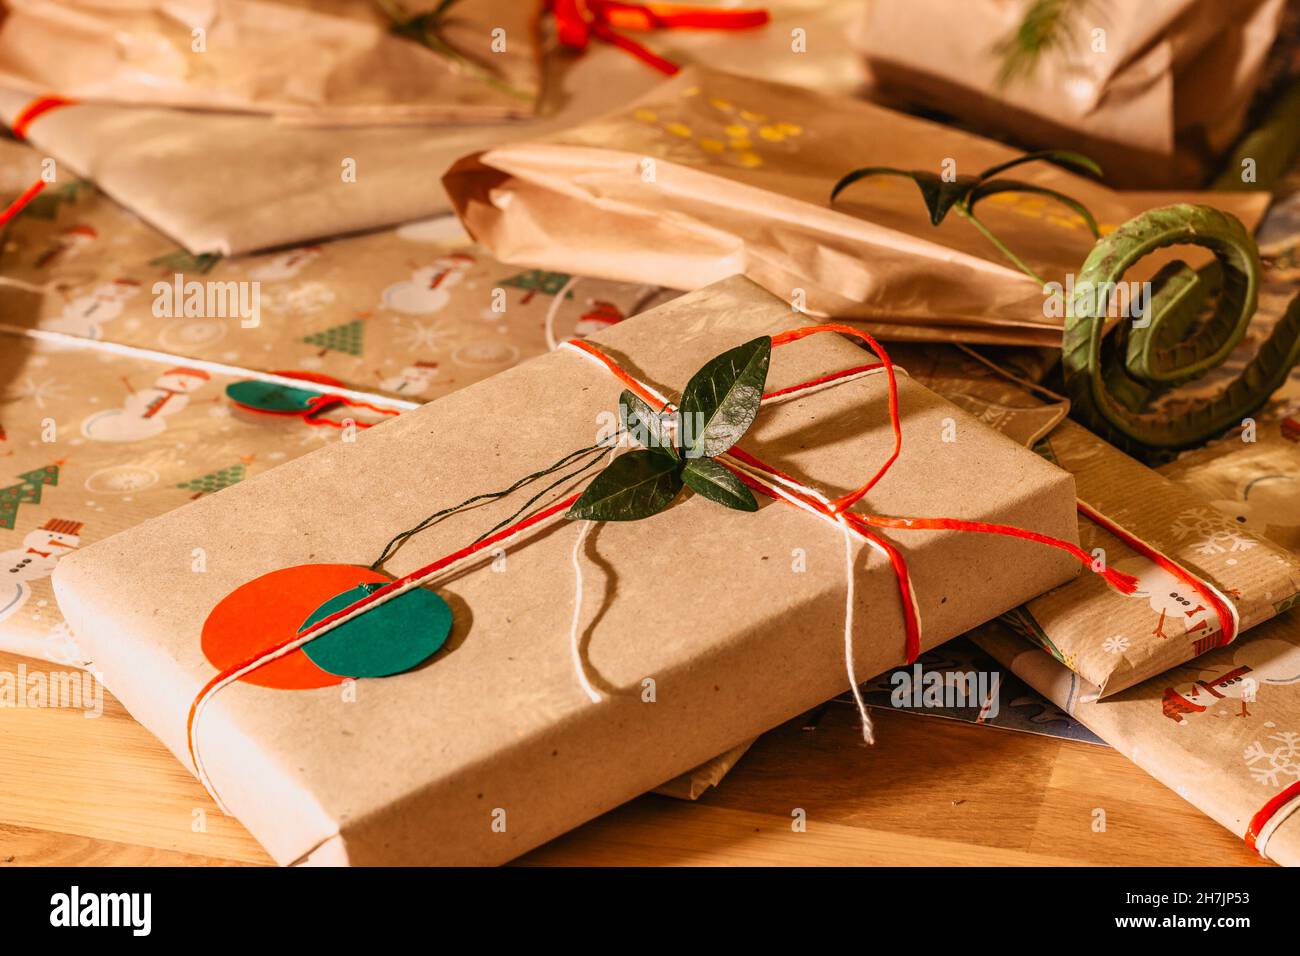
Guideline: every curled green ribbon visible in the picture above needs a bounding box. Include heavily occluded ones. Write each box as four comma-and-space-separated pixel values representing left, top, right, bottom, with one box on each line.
1061, 203, 1300, 455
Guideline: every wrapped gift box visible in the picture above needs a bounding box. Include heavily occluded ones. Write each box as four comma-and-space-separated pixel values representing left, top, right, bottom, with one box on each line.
974, 615, 1300, 866
2, 4, 867, 255
0, 0, 544, 124
853, 0, 1286, 189
52, 276, 1083, 865
893, 343, 1300, 697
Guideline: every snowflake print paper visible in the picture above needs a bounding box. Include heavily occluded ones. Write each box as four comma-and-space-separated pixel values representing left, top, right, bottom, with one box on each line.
1244, 731, 1300, 787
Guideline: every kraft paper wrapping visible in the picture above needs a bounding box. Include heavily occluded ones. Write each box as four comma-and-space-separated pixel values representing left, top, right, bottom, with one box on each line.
52, 276, 1082, 865
0, 0, 544, 125
973, 617, 1300, 866
1008, 420, 1300, 697
0, 2, 867, 256
893, 344, 1300, 699
444, 67, 1271, 347
854, 0, 1286, 189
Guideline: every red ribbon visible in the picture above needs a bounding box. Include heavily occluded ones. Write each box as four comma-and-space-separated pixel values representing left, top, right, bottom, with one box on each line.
549, 0, 770, 75
0, 179, 47, 229
11, 94, 74, 139
186, 323, 1143, 800
1246, 780, 1300, 857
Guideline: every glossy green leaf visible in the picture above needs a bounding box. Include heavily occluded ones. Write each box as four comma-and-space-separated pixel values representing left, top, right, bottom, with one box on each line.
679, 335, 771, 458
967, 180, 1101, 238
977, 149, 1103, 183
566, 450, 683, 521
831, 167, 978, 225
682, 457, 757, 512
620, 389, 677, 460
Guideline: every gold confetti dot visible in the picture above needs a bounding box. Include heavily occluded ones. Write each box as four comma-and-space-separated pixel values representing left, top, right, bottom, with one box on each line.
758, 125, 784, 142
724, 123, 749, 138
736, 152, 763, 168
729, 138, 752, 150
683, 86, 700, 97
776, 122, 803, 136
633, 109, 658, 122
739, 109, 767, 123
709, 98, 734, 112
664, 122, 692, 138
699, 138, 725, 153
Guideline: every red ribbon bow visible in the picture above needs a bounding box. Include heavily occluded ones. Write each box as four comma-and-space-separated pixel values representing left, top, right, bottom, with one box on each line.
548, 0, 770, 75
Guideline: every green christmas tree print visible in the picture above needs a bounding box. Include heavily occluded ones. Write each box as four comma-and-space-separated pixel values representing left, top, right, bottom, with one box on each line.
177, 463, 247, 498
0, 464, 60, 531
303, 318, 365, 357
500, 269, 572, 305
148, 248, 222, 274
24, 181, 88, 221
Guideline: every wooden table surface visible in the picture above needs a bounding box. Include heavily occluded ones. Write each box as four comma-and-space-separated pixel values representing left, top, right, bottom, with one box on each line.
0, 650, 1265, 867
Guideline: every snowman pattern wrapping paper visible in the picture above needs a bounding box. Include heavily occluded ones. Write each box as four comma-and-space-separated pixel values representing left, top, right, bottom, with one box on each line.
0, 140, 678, 663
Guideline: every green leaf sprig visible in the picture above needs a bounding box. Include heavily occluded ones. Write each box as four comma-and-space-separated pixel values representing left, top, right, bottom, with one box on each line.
991, 0, 1096, 90
830, 150, 1103, 285
371, 0, 534, 103
566, 336, 772, 522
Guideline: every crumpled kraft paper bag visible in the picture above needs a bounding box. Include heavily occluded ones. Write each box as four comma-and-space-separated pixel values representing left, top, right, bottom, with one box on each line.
854, 0, 1286, 189
0, 0, 543, 124
0, 3, 868, 255
444, 66, 1270, 347
52, 276, 1082, 865
974, 616, 1300, 866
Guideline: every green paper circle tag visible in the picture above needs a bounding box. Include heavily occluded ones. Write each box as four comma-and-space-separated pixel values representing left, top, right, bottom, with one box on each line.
298, 583, 453, 678
226, 380, 322, 413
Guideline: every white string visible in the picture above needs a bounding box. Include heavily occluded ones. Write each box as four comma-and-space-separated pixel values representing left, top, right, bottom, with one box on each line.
190, 341, 910, 804
0, 323, 420, 411
188, 490, 577, 805
544, 275, 582, 352
1255, 791, 1300, 860
840, 516, 874, 744
560, 340, 673, 408
0, 276, 51, 293
568, 519, 601, 703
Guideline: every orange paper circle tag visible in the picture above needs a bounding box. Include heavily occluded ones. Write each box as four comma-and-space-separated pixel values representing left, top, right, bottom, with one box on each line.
201, 564, 390, 690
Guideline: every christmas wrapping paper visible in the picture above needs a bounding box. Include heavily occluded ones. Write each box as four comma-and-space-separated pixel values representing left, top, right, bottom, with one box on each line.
0, 0, 544, 125
51, 276, 1083, 865
893, 343, 1300, 698
0, 136, 684, 656
444, 66, 1271, 347
973, 616, 1300, 866
1, 1, 867, 255
1005, 418, 1300, 696
0, 137, 760, 803
853, 0, 1286, 189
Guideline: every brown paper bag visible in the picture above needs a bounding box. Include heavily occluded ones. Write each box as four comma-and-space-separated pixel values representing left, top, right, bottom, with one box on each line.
52, 276, 1082, 865
854, 0, 1286, 189
445, 66, 1270, 347
974, 615, 1300, 866
0, 0, 543, 124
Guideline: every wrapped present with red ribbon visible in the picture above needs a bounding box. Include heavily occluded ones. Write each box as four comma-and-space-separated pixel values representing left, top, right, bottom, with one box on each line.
53, 276, 1109, 865
974, 615, 1300, 866
549, 0, 770, 75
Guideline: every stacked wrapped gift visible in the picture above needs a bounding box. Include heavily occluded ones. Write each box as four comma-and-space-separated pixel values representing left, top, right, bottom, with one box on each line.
51, 276, 1096, 863
8, 5, 1300, 868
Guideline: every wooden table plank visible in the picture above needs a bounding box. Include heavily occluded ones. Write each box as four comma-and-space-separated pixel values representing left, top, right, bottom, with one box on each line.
0, 652, 1264, 866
